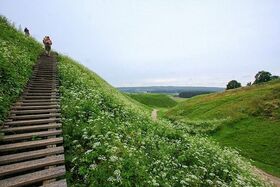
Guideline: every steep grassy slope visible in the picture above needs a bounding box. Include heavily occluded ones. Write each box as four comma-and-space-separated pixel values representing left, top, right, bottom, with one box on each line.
0, 17, 268, 186
127, 93, 178, 108
165, 80, 280, 177
0, 16, 42, 122
58, 56, 266, 186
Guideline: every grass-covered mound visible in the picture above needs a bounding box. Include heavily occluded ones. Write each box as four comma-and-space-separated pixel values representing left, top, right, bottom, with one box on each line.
165, 80, 280, 177
0, 16, 42, 122
127, 93, 178, 108
58, 55, 267, 186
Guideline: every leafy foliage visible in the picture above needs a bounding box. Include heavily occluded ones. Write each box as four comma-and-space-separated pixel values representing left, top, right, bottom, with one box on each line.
0, 16, 42, 122
226, 80, 241, 90
58, 55, 267, 186
253, 71, 272, 84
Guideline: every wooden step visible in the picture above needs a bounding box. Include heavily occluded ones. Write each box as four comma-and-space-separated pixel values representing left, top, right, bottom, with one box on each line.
26, 84, 58, 87
26, 87, 56, 91
23, 96, 59, 99
23, 93, 58, 96
11, 109, 60, 115
15, 102, 58, 106
0, 155, 64, 177
28, 83, 58, 85
1, 130, 62, 142
0, 165, 66, 187
20, 99, 60, 103
9, 113, 60, 120
12, 105, 59, 110
25, 87, 59, 90
42, 179, 67, 187
0, 137, 63, 152
0, 146, 64, 165
26, 89, 57, 92
1, 123, 62, 133
4, 118, 61, 126
26, 86, 58, 89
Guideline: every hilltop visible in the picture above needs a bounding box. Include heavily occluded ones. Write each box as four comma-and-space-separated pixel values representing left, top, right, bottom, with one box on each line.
0, 16, 268, 186
165, 80, 280, 177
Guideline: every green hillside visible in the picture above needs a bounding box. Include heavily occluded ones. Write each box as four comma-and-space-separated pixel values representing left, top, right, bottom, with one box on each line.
165, 80, 280, 177
0, 17, 268, 186
127, 93, 178, 108
0, 16, 42, 122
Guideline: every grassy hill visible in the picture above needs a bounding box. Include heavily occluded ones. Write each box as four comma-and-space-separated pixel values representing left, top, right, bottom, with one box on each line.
127, 93, 178, 108
165, 80, 280, 177
0, 16, 268, 186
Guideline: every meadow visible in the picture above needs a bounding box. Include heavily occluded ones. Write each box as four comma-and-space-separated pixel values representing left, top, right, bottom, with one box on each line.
165, 80, 280, 177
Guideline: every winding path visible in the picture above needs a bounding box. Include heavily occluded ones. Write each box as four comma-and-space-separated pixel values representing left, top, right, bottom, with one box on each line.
151, 109, 158, 121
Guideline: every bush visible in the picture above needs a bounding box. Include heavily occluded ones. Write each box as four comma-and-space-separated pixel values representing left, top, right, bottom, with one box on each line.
226, 80, 241, 90
253, 71, 272, 84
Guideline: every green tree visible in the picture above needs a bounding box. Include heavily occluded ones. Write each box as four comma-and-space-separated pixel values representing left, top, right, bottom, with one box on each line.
226, 80, 241, 90
253, 71, 272, 84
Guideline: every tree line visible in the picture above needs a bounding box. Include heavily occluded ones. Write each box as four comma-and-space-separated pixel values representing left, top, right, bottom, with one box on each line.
226, 71, 279, 90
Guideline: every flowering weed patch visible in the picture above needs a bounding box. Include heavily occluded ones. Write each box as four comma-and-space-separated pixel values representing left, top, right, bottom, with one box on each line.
58, 56, 268, 186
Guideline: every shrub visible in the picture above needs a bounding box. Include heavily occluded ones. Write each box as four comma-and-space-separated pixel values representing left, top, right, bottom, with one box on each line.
253, 71, 272, 84
226, 80, 241, 90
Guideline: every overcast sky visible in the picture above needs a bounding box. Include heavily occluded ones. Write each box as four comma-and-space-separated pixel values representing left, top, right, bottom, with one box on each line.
1, 0, 279, 87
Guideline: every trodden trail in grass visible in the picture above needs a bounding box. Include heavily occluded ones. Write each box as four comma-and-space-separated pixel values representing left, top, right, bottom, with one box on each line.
151, 109, 158, 121
255, 168, 280, 187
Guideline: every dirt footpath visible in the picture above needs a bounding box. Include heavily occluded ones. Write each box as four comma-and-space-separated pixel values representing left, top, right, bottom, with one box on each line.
152, 109, 158, 121
254, 168, 280, 187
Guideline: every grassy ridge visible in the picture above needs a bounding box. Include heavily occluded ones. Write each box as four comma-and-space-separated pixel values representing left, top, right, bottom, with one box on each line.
58, 55, 266, 186
165, 80, 280, 177
127, 93, 178, 108
0, 17, 268, 186
0, 16, 42, 123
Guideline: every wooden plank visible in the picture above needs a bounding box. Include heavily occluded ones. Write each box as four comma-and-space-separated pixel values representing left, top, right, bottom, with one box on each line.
1, 130, 62, 141
9, 113, 60, 120
12, 105, 59, 110
23, 93, 58, 96
11, 109, 60, 115
0, 165, 65, 187
4, 118, 61, 126
0, 155, 64, 177
20, 99, 60, 103
0, 137, 63, 152
26, 89, 57, 93
0, 146, 64, 165
1, 123, 61, 133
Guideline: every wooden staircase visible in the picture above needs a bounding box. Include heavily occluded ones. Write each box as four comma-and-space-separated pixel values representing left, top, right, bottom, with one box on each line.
0, 55, 67, 187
